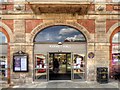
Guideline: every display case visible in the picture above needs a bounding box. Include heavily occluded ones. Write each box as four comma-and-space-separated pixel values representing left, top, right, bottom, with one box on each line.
13, 51, 28, 72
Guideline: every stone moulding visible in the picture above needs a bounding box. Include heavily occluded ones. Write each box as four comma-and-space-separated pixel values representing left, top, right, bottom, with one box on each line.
28, 3, 92, 15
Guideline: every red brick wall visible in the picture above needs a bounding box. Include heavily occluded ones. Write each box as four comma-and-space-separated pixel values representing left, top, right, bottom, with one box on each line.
25, 19, 43, 33
25, 4, 33, 12
0, 4, 14, 10
89, 4, 95, 11
106, 20, 120, 32
77, 19, 95, 33
106, 4, 120, 11
2, 20, 14, 32
6, 4, 14, 10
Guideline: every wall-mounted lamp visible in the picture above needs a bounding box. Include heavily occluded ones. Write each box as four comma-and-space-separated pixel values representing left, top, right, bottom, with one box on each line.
58, 42, 62, 45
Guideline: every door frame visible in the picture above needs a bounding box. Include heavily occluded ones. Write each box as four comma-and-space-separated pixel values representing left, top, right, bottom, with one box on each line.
47, 52, 72, 81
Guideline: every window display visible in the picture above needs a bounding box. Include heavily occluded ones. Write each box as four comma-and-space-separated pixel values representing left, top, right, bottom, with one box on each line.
0, 56, 7, 81
35, 54, 47, 80
73, 54, 85, 79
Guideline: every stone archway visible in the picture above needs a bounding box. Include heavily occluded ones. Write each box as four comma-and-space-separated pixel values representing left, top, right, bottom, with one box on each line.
108, 22, 120, 79
30, 21, 90, 42
107, 22, 120, 42
31, 21, 90, 81
0, 22, 13, 42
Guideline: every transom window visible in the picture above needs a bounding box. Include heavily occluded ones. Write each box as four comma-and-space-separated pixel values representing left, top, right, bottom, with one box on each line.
0, 32, 7, 43
34, 25, 86, 43
112, 32, 120, 43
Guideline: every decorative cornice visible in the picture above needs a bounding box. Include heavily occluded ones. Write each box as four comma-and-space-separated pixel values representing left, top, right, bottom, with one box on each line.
28, 3, 92, 15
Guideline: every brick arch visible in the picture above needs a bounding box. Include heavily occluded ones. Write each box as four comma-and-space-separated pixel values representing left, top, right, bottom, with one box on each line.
109, 25, 120, 77
30, 21, 90, 42
107, 22, 120, 42
0, 22, 13, 42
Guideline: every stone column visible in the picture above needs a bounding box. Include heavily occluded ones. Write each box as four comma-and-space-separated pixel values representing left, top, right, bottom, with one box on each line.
10, 43, 34, 85
14, 20, 26, 43
87, 43, 96, 81
94, 15, 110, 80
10, 19, 34, 85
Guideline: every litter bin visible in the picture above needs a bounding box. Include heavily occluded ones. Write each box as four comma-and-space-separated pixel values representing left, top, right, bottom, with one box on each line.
97, 67, 108, 84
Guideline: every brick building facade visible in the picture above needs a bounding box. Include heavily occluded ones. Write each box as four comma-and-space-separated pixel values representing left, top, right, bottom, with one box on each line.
0, 0, 120, 85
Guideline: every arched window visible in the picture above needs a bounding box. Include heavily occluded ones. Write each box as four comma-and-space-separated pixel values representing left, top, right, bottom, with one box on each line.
34, 25, 86, 43
0, 32, 7, 43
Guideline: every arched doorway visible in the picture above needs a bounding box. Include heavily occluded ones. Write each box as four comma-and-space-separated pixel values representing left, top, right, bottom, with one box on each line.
110, 27, 120, 80
33, 25, 87, 81
0, 32, 8, 83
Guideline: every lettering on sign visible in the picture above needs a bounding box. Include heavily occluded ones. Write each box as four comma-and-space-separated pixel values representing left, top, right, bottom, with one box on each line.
49, 45, 71, 48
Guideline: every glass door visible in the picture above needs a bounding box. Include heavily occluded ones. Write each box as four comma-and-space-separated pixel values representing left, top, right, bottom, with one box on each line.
48, 52, 72, 80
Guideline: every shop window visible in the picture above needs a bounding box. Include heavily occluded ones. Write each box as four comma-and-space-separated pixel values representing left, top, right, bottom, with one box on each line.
112, 32, 120, 65
0, 32, 8, 82
0, 56, 7, 81
111, 32, 120, 80
34, 25, 86, 43
34, 54, 47, 80
73, 53, 85, 79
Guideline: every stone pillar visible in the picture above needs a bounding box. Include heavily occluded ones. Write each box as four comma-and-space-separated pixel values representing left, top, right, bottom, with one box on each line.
87, 43, 96, 81
10, 19, 34, 85
94, 15, 110, 80
10, 44, 34, 85
14, 20, 26, 43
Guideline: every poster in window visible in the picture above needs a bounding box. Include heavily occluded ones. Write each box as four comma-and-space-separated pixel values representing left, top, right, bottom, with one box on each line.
14, 56, 21, 71
21, 56, 27, 71
13, 52, 28, 72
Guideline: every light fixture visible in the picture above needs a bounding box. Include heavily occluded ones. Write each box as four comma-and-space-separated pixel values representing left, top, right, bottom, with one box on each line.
58, 42, 62, 45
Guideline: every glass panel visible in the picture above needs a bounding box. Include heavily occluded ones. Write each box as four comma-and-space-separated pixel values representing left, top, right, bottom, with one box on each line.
73, 54, 85, 80
34, 54, 47, 80
66, 53, 71, 73
49, 53, 71, 80
112, 32, 120, 43
0, 32, 7, 43
0, 56, 7, 81
34, 26, 86, 43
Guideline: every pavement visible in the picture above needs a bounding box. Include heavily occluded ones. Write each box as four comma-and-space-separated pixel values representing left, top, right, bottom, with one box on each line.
0, 80, 120, 89
12, 80, 120, 88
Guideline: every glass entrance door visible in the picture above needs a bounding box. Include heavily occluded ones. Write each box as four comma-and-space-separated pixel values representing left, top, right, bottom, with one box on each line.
48, 53, 71, 80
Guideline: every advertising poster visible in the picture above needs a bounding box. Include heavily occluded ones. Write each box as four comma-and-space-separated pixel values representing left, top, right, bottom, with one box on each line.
13, 54, 28, 72
14, 56, 21, 71
21, 56, 27, 71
